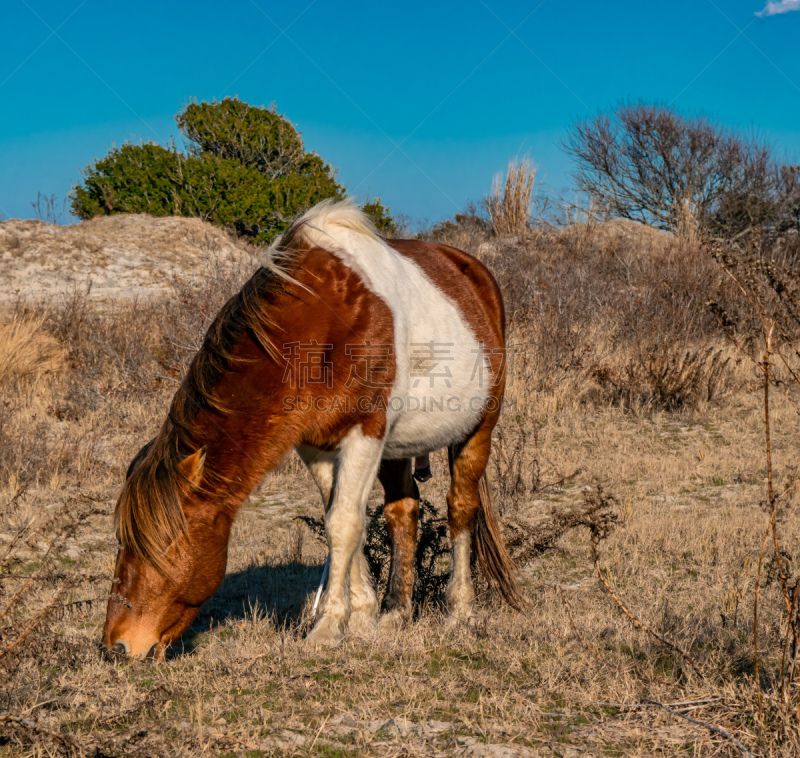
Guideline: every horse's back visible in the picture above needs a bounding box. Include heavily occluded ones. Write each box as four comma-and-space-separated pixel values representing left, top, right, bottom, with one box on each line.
386, 238, 505, 342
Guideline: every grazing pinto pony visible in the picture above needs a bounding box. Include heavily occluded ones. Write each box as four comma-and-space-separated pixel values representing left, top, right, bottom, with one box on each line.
103, 199, 521, 659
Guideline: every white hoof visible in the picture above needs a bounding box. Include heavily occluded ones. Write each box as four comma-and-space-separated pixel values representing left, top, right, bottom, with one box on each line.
305, 615, 346, 648
349, 608, 378, 638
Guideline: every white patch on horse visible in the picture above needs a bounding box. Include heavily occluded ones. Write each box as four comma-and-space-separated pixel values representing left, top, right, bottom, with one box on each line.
445, 530, 475, 620
306, 426, 382, 646
292, 200, 490, 460
297, 443, 378, 629
296, 445, 336, 508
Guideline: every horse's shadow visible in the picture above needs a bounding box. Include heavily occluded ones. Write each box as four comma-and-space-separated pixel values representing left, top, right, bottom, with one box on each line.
171, 559, 324, 657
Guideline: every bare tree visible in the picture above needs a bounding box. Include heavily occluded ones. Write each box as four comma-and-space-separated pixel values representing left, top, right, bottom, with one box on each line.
562, 102, 781, 238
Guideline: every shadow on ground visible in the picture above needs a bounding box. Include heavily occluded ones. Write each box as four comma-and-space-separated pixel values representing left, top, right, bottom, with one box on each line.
168, 559, 324, 658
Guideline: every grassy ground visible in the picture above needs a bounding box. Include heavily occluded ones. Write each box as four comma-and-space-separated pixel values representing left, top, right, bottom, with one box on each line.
3, 381, 799, 756
2, 220, 800, 756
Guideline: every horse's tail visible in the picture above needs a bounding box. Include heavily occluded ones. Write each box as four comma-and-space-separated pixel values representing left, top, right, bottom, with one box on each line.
473, 473, 524, 610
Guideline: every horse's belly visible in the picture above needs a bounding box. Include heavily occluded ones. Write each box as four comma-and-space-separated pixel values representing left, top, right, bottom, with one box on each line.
382, 395, 486, 458
382, 322, 490, 460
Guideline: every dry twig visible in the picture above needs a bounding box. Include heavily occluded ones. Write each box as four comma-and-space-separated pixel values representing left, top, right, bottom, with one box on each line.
641, 698, 755, 758
0, 712, 84, 755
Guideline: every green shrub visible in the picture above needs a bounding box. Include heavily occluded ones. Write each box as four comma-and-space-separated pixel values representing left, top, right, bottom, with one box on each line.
71, 97, 393, 245
361, 196, 397, 235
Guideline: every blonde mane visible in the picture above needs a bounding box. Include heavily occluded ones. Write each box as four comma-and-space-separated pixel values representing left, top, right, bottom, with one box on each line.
269, 197, 380, 257
116, 199, 375, 572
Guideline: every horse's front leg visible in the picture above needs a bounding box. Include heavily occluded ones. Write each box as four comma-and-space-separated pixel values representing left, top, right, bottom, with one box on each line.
297, 443, 380, 637
306, 428, 383, 647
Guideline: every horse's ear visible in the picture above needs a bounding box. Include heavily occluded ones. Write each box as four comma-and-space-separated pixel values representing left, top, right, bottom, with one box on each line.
178, 446, 207, 487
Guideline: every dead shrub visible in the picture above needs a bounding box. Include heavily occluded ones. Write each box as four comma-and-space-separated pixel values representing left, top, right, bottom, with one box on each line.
505, 485, 619, 568
423, 204, 489, 251
300, 498, 450, 611
591, 342, 734, 411
461, 212, 748, 414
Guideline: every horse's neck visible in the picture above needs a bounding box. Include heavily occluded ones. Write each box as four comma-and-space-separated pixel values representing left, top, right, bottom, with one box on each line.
193, 341, 300, 511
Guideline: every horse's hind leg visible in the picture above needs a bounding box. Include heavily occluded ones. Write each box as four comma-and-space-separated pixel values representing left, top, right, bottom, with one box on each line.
377, 458, 420, 632
445, 421, 494, 623
297, 445, 336, 508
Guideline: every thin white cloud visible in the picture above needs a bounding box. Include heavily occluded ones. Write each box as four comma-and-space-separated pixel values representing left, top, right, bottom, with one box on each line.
757, 0, 800, 16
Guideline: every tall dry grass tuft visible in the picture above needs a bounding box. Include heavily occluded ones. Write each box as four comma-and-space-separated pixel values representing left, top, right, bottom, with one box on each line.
484, 156, 537, 237
591, 341, 735, 412
675, 197, 700, 246
0, 314, 64, 386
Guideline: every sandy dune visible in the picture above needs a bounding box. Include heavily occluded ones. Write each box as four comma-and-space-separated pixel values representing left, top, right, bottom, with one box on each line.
0, 214, 257, 304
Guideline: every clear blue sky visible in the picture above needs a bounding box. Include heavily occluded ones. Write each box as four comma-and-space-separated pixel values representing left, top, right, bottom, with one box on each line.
2, 0, 799, 225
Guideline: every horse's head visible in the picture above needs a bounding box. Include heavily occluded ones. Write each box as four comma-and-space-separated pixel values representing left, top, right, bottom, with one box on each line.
103, 441, 232, 659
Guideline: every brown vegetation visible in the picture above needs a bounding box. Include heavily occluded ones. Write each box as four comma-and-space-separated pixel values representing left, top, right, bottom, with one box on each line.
0, 314, 63, 386
1, 213, 800, 755
484, 157, 537, 238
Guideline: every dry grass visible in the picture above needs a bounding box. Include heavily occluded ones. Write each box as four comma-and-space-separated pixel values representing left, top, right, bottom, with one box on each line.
469, 216, 754, 420
0, 314, 64, 385
2, 216, 800, 756
484, 157, 537, 238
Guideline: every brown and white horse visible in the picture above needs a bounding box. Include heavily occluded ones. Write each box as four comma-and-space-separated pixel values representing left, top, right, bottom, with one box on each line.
103, 199, 521, 659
